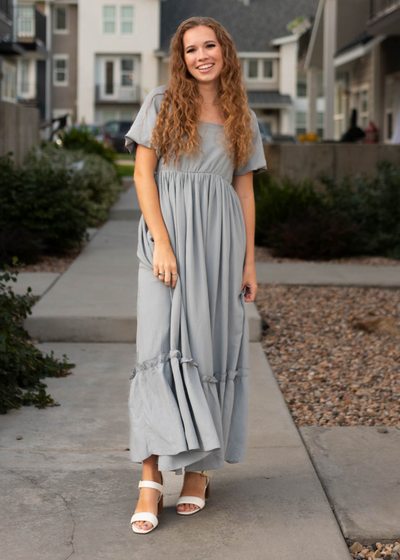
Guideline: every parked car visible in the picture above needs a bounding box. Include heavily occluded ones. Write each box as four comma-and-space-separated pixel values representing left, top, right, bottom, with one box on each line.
270, 133, 298, 144
257, 119, 273, 144
103, 121, 133, 153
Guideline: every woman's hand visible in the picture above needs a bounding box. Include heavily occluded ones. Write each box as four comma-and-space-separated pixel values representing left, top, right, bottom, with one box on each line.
153, 238, 178, 289
241, 261, 257, 302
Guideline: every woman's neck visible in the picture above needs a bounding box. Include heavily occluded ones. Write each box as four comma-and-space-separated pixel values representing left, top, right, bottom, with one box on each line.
197, 81, 220, 106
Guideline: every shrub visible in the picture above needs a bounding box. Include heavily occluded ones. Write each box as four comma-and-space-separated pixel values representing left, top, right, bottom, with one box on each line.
55, 125, 117, 164
320, 160, 400, 258
27, 144, 124, 226
268, 206, 364, 259
253, 172, 325, 246
0, 145, 124, 266
0, 152, 89, 264
0, 261, 75, 414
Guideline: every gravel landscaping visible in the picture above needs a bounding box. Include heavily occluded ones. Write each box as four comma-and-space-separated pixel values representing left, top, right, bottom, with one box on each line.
349, 541, 400, 559
255, 284, 400, 427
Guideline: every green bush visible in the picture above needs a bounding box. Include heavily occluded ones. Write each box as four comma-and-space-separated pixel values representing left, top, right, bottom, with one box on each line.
0, 145, 124, 266
27, 144, 124, 226
253, 173, 325, 246
253, 161, 400, 260
56, 125, 117, 164
321, 161, 400, 258
0, 261, 75, 414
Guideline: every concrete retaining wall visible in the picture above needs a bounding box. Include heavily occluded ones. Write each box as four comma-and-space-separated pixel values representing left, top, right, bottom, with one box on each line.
0, 101, 40, 165
264, 143, 400, 189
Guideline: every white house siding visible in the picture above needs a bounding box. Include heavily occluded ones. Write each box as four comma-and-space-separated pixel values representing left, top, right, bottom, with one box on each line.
278, 41, 297, 134
77, 0, 160, 124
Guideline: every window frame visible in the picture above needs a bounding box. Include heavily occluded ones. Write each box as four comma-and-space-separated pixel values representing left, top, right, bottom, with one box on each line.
53, 54, 69, 87
244, 58, 275, 82
350, 84, 369, 131
20, 58, 30, 95
103, 5, 116, 34
53, 5, 68, 34
2, 60, 17, 102
120, 5, 134, 35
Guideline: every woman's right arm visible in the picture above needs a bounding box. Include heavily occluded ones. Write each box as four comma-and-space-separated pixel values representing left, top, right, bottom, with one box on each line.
134, 144, 178, 289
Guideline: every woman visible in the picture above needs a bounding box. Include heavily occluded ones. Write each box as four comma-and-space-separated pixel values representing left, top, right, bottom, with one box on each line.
125, 16, 267, 534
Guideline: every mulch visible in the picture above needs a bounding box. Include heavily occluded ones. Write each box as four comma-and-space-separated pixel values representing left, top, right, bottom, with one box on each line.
255, 284, 400, 428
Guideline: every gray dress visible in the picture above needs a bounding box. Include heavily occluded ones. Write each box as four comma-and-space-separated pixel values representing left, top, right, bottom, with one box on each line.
125, 84, 267, 475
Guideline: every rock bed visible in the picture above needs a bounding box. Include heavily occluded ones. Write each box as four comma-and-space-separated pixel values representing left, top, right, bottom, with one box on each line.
254, 246, 400, 266
349, 541, 400, 558
256, 285, 400, 427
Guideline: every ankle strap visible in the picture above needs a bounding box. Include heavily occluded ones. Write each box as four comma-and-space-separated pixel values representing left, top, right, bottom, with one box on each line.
191, 470, 212, 478
138, 480, 163, 492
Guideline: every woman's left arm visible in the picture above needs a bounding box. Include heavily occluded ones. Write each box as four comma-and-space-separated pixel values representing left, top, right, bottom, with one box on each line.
232, 171, 257, 303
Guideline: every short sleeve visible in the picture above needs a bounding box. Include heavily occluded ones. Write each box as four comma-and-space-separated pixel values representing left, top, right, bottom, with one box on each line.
124, 85, 166, 157
233, 109, 268, 175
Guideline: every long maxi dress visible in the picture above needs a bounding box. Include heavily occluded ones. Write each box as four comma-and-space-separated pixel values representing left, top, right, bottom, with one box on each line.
125, 84, 267, 475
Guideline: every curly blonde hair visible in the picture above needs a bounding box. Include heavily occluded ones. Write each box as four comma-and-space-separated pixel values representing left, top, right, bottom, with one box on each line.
148, 16, 255, 169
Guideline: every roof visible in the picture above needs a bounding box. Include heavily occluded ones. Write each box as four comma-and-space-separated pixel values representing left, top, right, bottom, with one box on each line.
247, 90, 292, 107
335, 30, 374, 57
160, 0, 320, 53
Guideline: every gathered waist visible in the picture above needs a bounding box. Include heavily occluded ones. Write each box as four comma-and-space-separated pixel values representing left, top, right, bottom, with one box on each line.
155, 168, 232, 185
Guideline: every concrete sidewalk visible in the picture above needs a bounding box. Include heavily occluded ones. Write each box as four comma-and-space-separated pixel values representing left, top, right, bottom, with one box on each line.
255, 261, 400, 287
23, 217, 262, 343
0, 342, 351, 560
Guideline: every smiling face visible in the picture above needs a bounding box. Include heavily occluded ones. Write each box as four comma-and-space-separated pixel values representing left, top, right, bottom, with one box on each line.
183, 25, 224, 85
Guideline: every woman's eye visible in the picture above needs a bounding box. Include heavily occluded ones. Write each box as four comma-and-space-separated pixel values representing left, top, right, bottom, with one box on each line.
207, 44, 216, 48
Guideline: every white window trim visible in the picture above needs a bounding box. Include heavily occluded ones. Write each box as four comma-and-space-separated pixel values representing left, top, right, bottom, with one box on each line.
53, 5, 69, 34
334, 81, 346, 139
19, 58, 31, 96
243, 58, 275, 82
2, 61, 17, 103
53, 54, 69, 87
383, 73, 400, 144
103, 5, 116, 34
120, 5, 134, 35
350, 83, 369, 130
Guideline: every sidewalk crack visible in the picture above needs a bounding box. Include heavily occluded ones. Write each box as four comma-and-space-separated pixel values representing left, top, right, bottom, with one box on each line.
0, 464, 75, 559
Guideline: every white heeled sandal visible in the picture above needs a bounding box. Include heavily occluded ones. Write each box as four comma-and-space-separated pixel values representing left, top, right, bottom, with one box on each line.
176, 470, 211, 515
130, 473, 164, 534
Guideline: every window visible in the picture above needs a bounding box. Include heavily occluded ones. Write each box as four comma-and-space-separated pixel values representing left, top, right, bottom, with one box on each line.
384, 78, 395, 142
350, 86, 369, 130
2, 61, 17, 102
248, 59, 258, 78
263, 60, 273, 79
334, 82, 347, 140
54, 6, 67, 32
20, 59, 30, 93
121, 59, 134, 86
121, 5, 133, 34
17, 5, 34, 37
103, 5, 116, 34
317, 112, 324, 138
245, 59, 274, 81
296, 111, 307, 136
297, 71, 307, 97
53, 55, 68, 85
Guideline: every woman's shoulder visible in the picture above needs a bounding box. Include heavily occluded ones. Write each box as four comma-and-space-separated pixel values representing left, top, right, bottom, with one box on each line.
143, 84, 167, 110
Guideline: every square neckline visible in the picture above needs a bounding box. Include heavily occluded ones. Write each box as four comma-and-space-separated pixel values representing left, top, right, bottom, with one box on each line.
199, 120, 224, 127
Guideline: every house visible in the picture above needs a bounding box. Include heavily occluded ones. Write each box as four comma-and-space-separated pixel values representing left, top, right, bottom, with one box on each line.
305, 0, 400, 142
157, 0, 320, 136
77, 0, 161, 125
0, 0, 48, 117
0, 0, 48, 161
